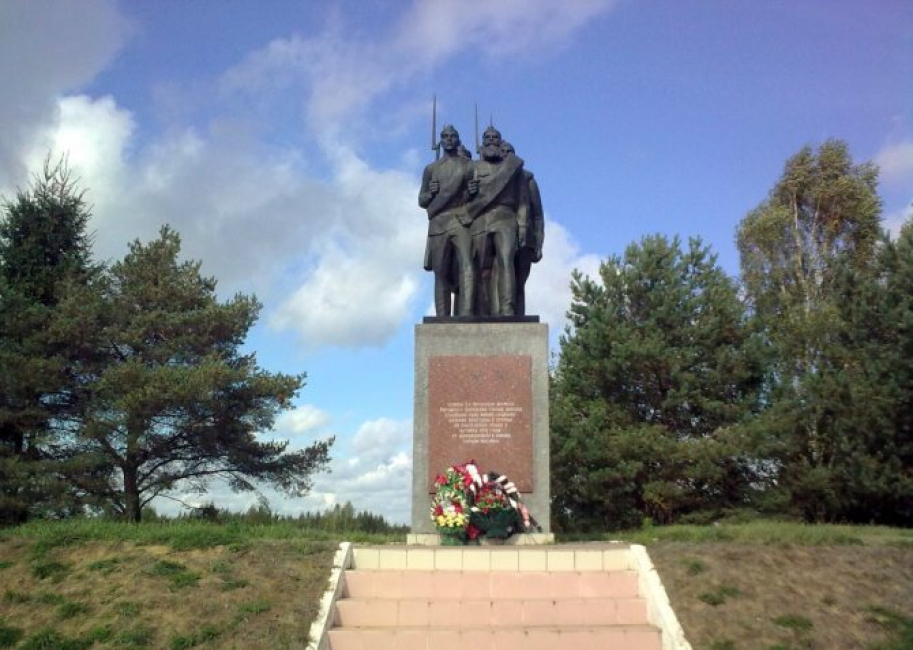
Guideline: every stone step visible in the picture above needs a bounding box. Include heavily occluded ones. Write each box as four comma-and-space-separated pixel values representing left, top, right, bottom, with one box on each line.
334, 596, 649, 627
351, 545, 633, 572
315, 544, 685, 650
343, 569, 640, 599
327, 624, 662, 650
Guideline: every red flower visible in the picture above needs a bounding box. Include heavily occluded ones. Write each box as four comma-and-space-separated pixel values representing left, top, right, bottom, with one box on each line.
434, 505, 443, 516
453, 502, 463, 514
435, 474, 446, 485
466, 524, 481, 540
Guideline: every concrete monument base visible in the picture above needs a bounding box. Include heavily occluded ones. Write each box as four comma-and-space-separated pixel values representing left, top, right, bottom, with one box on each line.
406, 533, 555, 546
412, 321, 550, 534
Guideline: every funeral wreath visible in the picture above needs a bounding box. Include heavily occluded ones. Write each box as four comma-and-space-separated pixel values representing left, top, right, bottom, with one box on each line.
430, 460, 538, 544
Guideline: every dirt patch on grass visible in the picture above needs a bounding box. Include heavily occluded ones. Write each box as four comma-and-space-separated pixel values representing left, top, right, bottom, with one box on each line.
0, 538, 336, 649
649, 543, 913, 649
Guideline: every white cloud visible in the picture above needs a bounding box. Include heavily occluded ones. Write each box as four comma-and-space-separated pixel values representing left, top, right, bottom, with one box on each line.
873, 139, 913, 239
1, 0, 614, 353
269, 149, 426, 348
21, 95, 134, 226
885, 204, 913, 239
525, 218, 602, 337
279, 418, 414, 524
396, 0, 616, 62
219, 0, 618, 136
12, 93, 424, 350
0, 0, 130, 184
154, 415, 414, 525
875, 139, 913, 189
275, 404, 332, 437
351, 418, 412, 462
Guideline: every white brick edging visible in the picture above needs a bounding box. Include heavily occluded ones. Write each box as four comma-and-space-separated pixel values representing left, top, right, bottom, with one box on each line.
306, 541, 352, 650
630, 544, 693, 650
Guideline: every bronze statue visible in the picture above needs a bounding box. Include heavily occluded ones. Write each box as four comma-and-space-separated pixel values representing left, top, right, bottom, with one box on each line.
419, 99, 544, 318
466, 126, 528, 316
418, 125, 476, 316
501, 141, 544, 316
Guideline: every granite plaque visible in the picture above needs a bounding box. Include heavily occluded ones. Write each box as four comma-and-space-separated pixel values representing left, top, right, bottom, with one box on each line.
427, 355, 533, 492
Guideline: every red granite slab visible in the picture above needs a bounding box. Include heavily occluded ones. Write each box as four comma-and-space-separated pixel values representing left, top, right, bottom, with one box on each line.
427, 355, 533, 492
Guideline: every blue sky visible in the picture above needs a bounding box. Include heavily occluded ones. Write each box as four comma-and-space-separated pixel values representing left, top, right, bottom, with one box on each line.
1, 0, 911, 524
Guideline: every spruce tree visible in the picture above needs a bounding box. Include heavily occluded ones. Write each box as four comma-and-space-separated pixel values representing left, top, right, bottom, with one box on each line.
0, 158, 98, 522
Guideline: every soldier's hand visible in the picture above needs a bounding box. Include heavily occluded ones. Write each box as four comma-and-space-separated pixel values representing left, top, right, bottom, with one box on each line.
429, 180, 440, 195
533, 248, 542, 263
468, 178, 479, 195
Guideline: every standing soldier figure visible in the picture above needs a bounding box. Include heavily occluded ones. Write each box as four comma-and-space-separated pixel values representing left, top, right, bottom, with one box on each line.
418, 125, 476, 316
467, 126, 528, 316
501, 141, 544, 316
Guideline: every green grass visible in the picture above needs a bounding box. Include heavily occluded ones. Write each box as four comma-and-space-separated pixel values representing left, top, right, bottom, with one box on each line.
682, 557, 707, 575
37, 593, 66, 606
115, 625, 154, 647
218, 577, 249, 591
56, 600, 91, 620
19, 627, 92, 650
237, 598, 271, 616
113, 601, 140, 617
2, 518, 906, 650
1, 518, 402, 552
85, 625, 113, 644
147, 560, 199, 589
3, 589, 30, 604
772, 614, 813, 633
31, 560, 71, 582
169, 624, 221, 649
708, 640, 736, 650
87, 557, 121, 575
559, 521, 913, 547
0, 520, 358, 649
867, 607, 913, 650
698, 584, 741, 606
768, 612, 815, 650
207, 560, 233, 574
0, 622, 24, 648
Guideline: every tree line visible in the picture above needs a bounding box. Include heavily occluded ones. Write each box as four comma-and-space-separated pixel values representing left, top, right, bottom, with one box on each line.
550, 139, 912, 530
168, 499, 408, 535
3, 141, 909, 531
0, 158, 333, 524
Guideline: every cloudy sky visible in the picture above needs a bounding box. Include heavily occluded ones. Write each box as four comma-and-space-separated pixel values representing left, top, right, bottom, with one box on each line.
1, 0, 911, 524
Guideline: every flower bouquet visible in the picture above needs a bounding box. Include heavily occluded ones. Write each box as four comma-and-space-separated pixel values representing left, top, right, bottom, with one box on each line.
430, 462, 480, 545
431, 494, 469, 545
469, 479, 522, 539
430, 461, 537, 543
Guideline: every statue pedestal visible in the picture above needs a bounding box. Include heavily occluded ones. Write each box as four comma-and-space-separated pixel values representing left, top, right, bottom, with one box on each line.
412, 320, 551, 534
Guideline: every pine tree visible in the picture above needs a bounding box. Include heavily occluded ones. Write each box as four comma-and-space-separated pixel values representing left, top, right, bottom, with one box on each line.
550, 235, 764, 531
59, 226, 332, 521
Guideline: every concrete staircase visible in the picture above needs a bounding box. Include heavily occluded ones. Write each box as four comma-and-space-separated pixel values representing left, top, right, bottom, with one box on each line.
325, 545, 665, 650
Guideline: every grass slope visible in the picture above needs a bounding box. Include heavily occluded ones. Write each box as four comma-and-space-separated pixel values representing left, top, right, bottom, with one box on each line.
0, 521, 399, 650
603, 522, 913, 650
0, 520, 910, 649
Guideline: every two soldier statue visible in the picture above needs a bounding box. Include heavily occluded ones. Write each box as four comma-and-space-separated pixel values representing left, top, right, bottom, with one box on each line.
419, 123, 544, 317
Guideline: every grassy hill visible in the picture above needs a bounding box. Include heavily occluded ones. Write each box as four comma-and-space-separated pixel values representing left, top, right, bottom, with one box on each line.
612, 522, 913, 650
0, 520, 910, 649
